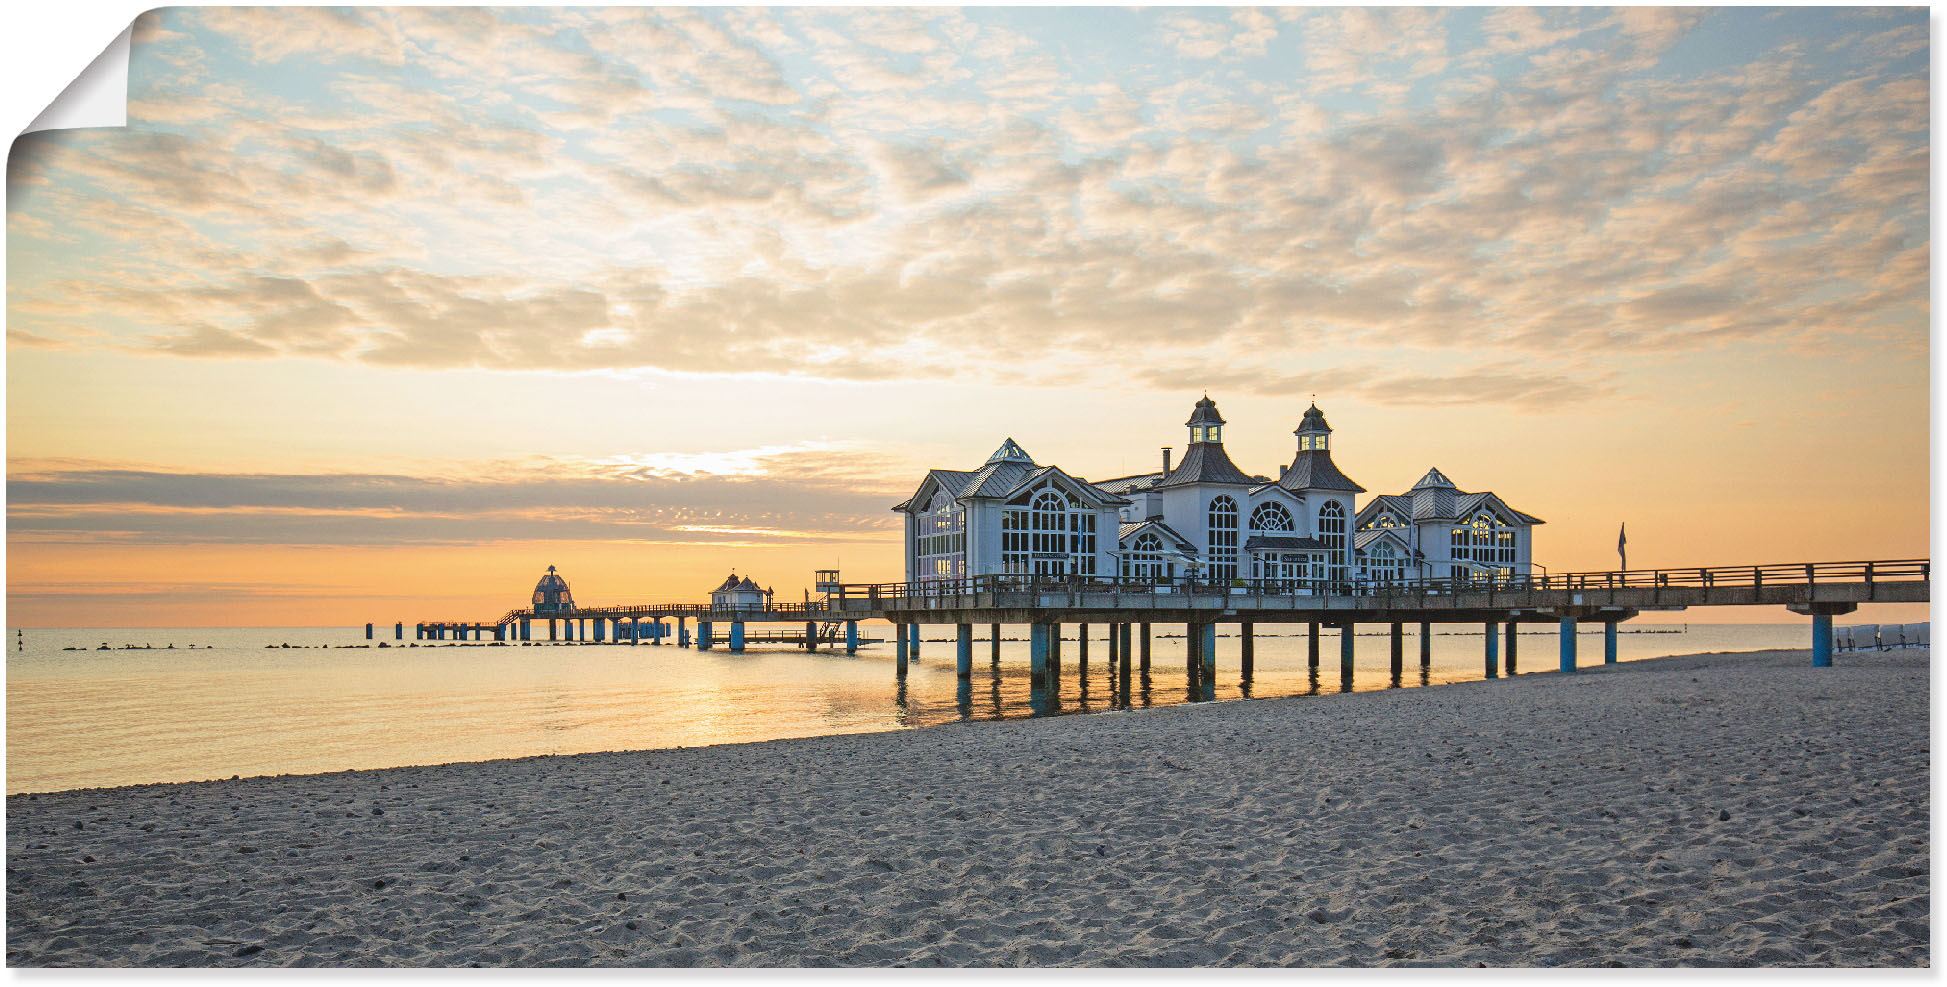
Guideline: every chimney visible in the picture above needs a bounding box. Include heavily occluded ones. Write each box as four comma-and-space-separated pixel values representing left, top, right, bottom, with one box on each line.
1161, 447, 1173, 475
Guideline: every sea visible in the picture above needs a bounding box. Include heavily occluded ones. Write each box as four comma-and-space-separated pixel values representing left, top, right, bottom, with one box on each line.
7, 622, 1814, 794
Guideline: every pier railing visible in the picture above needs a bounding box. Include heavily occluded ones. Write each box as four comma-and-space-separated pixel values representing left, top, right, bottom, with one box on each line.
827, 558, 1931, 610
435, 559, 1925, 628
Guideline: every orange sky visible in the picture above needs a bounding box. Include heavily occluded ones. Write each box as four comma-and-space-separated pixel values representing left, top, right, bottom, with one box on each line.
5, 8, 1931, 627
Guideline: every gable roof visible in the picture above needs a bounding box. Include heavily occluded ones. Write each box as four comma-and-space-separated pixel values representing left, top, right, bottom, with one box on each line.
1118, 518, 1196, 551
892, 468, 977, 512
1095, 471, 1164, 495
1357, 486, 1544, 525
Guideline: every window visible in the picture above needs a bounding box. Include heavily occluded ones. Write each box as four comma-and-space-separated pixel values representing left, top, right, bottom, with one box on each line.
1250, 501, 1294, 532
1318, 500, 1347, 582
1449, 511, 1515, 580
1121, 531, 1170, 580
1207, 496, 1239, 582
1001, 483, 1096, 576
1361, 510, 1403, 531
1365, 541, 1407, 584
915, 488, 965, 580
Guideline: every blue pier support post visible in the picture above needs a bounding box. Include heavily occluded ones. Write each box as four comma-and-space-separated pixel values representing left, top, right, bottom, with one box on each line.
907, 623, 921, 659
563, 621, 573, 642
1029, 623, 1050, 685
805, 620, 818, 652
846, 620, 859, 656
520, 618, 529, 642
1559, 616, 1578, 673
1191, 622, 1207, 685
548, 619, 557, 641
730, 621, 745, 653
1812, 613, 1833, 668
957, 623, 973, 679
677, 618, 688, 648
698, 620, 712, 651
365, 622, 374, 640
896, 623, 910, 676
1339, 623, 1356, 681
395, 621, 403, 640
1604, 620, 1618, 664
593, 619, 606, 643
494, 624, 504, 642
1505, 621, 1518, 674
653, 621, 664, 646
1485, 621, 1500, 678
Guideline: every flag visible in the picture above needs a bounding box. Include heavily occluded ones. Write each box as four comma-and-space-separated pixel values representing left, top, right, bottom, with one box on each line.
1618, 523, 1628, 570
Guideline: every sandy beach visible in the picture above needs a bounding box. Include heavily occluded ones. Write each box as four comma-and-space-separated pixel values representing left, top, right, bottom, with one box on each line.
6, 646, 1928, 967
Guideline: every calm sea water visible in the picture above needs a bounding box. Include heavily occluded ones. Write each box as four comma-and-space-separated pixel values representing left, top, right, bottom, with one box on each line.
7, 622, 1815, 794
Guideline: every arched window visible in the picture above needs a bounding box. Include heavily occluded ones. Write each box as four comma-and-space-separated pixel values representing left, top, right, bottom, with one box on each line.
1207, 496, 1238, 582
1000, 484, 1098, 577
1318, 500, 1347, 582
1366, 541, 1405, 584
1249, 501, 1294, 532
1449, 510, 1515, 579
915, 487, 965, 580
1121, 531, 1169, 581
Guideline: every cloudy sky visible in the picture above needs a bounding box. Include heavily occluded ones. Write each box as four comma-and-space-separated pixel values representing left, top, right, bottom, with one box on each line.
6, 6, 1930, 626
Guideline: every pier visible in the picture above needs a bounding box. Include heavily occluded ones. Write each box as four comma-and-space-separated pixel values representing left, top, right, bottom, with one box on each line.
403, 560, 1926, 683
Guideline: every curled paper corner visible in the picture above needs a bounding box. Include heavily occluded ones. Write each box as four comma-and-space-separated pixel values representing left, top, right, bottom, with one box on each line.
22, 22, 133, 136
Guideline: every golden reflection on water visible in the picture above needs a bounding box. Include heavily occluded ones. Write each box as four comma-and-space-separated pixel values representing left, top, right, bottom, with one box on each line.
7, 623, 1809, 793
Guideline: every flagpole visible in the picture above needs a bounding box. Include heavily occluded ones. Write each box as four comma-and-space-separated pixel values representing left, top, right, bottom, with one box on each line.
1618, 522, 1627, 573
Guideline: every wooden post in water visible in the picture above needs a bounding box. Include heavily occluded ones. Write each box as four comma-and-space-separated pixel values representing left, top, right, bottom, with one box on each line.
956, 623, 973, 679
1239, 621, 1255, 679
1389, 623, 1403, 678
1484, 621, 1499, 678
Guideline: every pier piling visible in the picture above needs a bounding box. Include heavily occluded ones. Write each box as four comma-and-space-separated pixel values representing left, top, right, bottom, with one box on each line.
1505, 621, 1517, 673
1604, 619, 1618, 664
1029, 623, 1050, 685
846, 620, 859, 655
990, 623, 1001, 664
1339, 623, 1355, 684
1389, 623, 1403, 680
956, 623, 972, 679
1812, 613, 1833, 667
1139, 622, 1151, 673
1559, 617, 1577, 673
1485, 621, 1500, 678
730, 621, 745, 653
1419, 621, 1431, 667
1309, 622, 1321, 669
895, 623, 910, 674
1240, 621, 1255, 680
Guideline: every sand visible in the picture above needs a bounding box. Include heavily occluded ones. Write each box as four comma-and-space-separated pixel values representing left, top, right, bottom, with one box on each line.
6, 646, 1929, 967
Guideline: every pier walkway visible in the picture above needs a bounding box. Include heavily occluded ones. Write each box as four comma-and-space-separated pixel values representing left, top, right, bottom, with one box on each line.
399, 558, 1927, 685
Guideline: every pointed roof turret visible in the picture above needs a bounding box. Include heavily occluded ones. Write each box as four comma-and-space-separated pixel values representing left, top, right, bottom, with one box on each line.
1279, 401, 1365, 493
1185, 394, 1226, 427
1411, 466, 1457, 490
1157, 394, 1254, 487
986, 437, 1034, 465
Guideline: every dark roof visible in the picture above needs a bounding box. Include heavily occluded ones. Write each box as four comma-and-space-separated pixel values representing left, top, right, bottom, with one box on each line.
1095, 472, 1164, 494
1244, 535, 1329, 552
1155, 441, 1257, 487
1185, 394, 1226, 427
1411, 466, 1457, 490
891, 468, 976, 511
958, 460, 1038, 499
1119, 519, 1197, 551
1278, 449, 1366, 493
1294, 402, 1332, 434
1356, 485, 1545, 525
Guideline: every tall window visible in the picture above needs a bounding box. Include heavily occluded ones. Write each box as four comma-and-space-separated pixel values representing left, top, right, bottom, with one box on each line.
1450, 511, 1515, 579
1121, 531, 1169, 580
1001, 484, 1097, 576
1207, 496, 1239, 582
915, 489, 965, 580
1250, 501, 1294, 532
1318, 500, 1347, 582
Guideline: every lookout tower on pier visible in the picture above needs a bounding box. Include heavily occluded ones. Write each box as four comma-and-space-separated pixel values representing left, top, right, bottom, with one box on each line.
532, 565, 576, 614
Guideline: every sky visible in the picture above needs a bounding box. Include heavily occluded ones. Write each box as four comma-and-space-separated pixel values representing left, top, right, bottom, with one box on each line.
5, 6, 1931, 627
